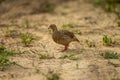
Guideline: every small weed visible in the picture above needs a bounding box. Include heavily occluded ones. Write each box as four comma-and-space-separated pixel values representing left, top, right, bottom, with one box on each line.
21, 32, 35, 47
0, 45, 22, 71
61, 12, 67, 15
40, 43, 51, 54
21, 20, 30, 28
0, 45, 6, 53
0, 45, 21, 56
74, 30, 82, 35
76, 62, 79, 69
5, 27, 20, 38
111, 78, 120, 80
46, 71, 60, 80
85, 39, 96, 47
31, 44, 54, 59
0, 56, 13, 71
102, 35, 113, 46
39, 69, 60, 80
10, 19, 17, 25
117, 20, 120, 27
59, 54, 80, 60
91, 0, 120, 16
39, 54, 54, 59
101, 51, 119, 59
40, 0, 55, 13
35, 68, 41, 74
62, 23, 77, 29
31, 50, 54, 59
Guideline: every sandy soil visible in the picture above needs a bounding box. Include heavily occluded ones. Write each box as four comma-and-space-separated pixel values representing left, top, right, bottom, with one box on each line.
0, 0, 120, 80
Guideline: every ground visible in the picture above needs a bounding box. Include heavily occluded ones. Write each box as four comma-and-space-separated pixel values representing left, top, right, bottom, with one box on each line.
0, 0, 120, 80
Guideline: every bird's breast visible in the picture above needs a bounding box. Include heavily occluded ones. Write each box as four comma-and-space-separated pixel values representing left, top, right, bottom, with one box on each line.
52, 32, 60, 43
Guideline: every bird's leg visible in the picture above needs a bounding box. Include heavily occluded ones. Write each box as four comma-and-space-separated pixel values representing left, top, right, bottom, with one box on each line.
61, 45, 68, 52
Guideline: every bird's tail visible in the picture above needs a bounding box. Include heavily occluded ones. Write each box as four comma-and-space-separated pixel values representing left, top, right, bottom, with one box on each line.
73, 37, 80, 42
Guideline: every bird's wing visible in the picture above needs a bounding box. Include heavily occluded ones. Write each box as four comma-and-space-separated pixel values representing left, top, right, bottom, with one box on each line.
52, 31, 72, 45
59, 30, 75, 38
59, 30, 79, 42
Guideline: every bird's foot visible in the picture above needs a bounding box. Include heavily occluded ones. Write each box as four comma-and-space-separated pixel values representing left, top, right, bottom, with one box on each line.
61, 47, 68, 52
60, 45, 68, 52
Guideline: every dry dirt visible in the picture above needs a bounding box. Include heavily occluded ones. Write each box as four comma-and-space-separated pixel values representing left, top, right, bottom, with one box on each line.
0, 0, 120, 80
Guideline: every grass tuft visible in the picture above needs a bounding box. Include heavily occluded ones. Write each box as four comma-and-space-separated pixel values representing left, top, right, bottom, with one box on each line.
31, 50, 54, 59
5, 27, 20, 38
40, 0, 55, 13
21, 32, 35, 47
59, 54, 80, 60
0, 56, 13, 71
74, 30, 82, 35
90, 0, 120, 21
0, 45, 22, 71
117, 20, 120, 27
101, 51, 119, 59
46, 71, 60, 80
85, 39, 96, 47
102, 35, 113, 46
39, 54, 54, 59
62, 23, 79, 29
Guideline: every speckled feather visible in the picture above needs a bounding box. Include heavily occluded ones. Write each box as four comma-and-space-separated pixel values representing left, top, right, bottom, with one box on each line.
49, 24, 79, 51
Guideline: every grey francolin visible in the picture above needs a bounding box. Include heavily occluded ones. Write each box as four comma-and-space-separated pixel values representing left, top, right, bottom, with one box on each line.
48, 24, 79, 51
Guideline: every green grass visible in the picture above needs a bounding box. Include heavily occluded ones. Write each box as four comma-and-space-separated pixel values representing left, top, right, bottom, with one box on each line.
117, 20, 120, 27
74, 30, 82, 35
0, 45, 21, 56
21, 20, 31, 28
101, 51, 119, 59
0, 45, 6, 53
5, 27, 20, 38
111, 78, 120, 80
38, 69, 60, 80
62, 24, 74, 29
0, 45, 22, 71
31, 44, 55, 59
91, 0, 120, 13
62, 23, 79, 30
46, 71, 60, 80
90, 0, 120, 27
59, 54, 80, 60
40, 0, 55, 13
35, 68, 41, 74
76, 62, 79, 69
39, 54, 54, 59
31, 50, 54, 59
0, 56, 13, 71
85, 39, 96, 47
21, 32, 35, 47
102, 35, 113, 46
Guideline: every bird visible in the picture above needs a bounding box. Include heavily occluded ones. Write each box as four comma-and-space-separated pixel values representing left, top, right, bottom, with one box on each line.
48, 24, 79, 51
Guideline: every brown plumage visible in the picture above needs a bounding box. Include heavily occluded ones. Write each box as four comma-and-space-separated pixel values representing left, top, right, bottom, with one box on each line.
48, 24, 79, 51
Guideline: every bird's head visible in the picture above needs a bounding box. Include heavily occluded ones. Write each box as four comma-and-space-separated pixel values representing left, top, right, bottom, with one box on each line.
48, 24, 58, 31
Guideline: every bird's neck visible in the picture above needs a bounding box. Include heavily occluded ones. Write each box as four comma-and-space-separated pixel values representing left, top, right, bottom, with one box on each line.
52, 28, 58, 32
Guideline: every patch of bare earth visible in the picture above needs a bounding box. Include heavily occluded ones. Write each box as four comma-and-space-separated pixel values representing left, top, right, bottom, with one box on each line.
0, 0, 120, 80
